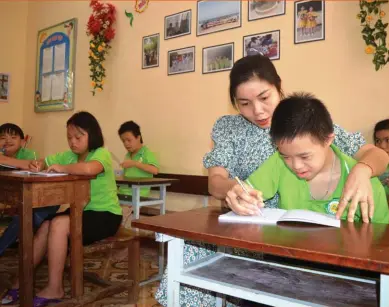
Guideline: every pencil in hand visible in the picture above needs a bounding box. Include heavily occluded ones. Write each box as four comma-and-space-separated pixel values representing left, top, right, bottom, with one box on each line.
234, 176, 263, 216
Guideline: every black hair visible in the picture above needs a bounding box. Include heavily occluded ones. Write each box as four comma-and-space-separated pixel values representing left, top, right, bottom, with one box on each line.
270, 92, 334, 144
66, 111, 104, 150
229, 54, 283, 108
374, 119, 389, 139
118, 121, 143, 144
0, 123, 25, 139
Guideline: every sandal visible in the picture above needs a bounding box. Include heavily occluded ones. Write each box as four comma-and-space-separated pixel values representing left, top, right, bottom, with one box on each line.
33, 296, 61, 307
1, 289, 19, 305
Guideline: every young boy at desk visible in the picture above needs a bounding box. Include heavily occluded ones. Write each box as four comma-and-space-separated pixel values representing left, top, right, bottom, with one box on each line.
227, 93, 389, 224
373, 119, 389, 198
0, 124, 59, 264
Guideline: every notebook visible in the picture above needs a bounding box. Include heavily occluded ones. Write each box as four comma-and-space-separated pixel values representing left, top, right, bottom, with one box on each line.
12, 171, 68, 177
0, 163, 19, 170
218, 208, 340, 228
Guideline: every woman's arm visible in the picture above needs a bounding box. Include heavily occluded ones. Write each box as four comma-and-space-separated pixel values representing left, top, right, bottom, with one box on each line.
208, 166, 236, 200
353, 144, 389, 176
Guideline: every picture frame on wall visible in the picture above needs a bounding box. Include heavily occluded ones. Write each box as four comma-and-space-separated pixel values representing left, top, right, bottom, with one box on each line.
34, 18, 77, 112
165, 10, 192, 40
0, 73, 10, 103
248, 0, 285, 21
197, 0, 242, 36
168, 46, 195, 76
294, 0, 325, 44
243, 30, 280, 60
203, 42, 234, 74
142, 33, 160, 69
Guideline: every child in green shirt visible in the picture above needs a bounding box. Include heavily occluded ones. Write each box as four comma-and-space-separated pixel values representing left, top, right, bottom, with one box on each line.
117, 121, 159, 198
2, 112, 122, 306
226, 93, 389, 224
373, 119, 389, 198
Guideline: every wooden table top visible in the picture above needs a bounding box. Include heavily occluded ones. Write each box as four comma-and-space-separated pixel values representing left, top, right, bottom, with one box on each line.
132, 207, 389, 274
0, 171, 95, 183
115, 176, 179, 185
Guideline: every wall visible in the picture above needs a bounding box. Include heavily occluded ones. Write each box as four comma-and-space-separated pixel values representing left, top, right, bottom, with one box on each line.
2, 1, 389, 210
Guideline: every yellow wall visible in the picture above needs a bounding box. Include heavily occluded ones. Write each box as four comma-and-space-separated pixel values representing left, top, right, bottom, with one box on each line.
1, 1, 389, 210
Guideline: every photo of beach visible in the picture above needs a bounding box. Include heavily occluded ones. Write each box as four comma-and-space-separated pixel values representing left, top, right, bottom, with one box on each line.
197, 1, 241, 36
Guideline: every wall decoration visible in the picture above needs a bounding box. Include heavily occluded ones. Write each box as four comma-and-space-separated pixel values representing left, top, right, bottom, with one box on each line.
168, 46, 195, 75
0, 73, 10, 103
243, 30, 280, 60
87, 0, 116, 95
248, 0, 285, 21
135, 0, 149, 13
197, 1, 241, 36
294, 0, 325, 44
142, 33, 160, 69
165, 10, 191, 40
125, 10, 134, 27
34, 19, 77, 113
203, 42, 234, 74
357, 0, 389, 71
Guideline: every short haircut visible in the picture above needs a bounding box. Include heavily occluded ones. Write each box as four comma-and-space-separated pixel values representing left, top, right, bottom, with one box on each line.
66, 111, 104, 150
374, 119, 389, 139
118, 121, 143, 144
0, 123, 25, 139
270, 92, 334, 144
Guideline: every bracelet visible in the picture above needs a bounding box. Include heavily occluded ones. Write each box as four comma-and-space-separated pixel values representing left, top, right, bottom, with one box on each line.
357, 161, 374, 175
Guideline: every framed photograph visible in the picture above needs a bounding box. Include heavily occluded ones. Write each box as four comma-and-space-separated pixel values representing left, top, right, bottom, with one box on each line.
243, 30, 280, 60
203, 42, 234, 74
165, 10, 191, 40
197, 0, 241, 36
142, 33, 160, 69
294, 0, 325, 44
0, 73, 10, 103
34, 18, 77, 112
168, 46, 195, 76
248, 0, 285, 21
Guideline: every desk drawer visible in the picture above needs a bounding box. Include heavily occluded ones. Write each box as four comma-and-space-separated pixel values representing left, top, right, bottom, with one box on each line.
0, 182, 23, 206
32, 182, 75, 207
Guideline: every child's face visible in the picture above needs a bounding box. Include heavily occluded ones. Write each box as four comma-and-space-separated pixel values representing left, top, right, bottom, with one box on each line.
67, 125, 89, 155
277, 134, 333, 181
375, 129, 389, 155
0, 132, 23, 156
120, 131, 142, 153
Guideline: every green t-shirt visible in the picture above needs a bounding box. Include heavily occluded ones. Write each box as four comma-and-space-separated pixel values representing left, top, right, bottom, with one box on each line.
246, 145, 389, 224
118, 146, 159, 197
15, 148, 37, 160
45, 147, 121, 216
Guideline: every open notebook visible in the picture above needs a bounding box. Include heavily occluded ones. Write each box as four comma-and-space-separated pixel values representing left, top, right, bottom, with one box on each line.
12, 171, 68, 177
219, 208, 340, 228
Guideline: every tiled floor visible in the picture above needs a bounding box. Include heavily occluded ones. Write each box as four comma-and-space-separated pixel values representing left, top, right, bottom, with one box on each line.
0, 223, 163, 307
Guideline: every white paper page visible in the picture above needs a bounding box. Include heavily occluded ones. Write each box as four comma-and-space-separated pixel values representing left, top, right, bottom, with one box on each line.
41, 75, 52, 102
51, 72, 65, 100
42, 47, 53, 74
279, 209, 340, 228
0, 163, 18, 169
218, 208, 287, 225
12, 171, 68, 177
54, 43, 66, 71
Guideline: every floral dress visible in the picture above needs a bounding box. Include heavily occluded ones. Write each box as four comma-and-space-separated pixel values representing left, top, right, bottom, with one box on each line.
155, 115, 365, 307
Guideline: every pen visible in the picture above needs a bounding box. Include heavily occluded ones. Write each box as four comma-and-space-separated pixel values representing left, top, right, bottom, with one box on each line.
33, 152, 38, 172
234, 176, 263, 216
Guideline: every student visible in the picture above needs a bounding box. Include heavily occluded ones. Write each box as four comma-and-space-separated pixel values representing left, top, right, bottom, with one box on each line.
226, 93, 389, 224
117, 120, 159, 198
1, 111, 122, 306
0, 124, 59, 261
374, 119, 389, 197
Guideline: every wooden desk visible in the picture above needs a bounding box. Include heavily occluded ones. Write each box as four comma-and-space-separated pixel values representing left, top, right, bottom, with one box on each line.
133, 207, 389, 307
0, 172, 94, 307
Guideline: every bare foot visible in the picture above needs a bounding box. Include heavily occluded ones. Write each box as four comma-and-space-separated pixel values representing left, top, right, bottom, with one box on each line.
36, 286, 64, 299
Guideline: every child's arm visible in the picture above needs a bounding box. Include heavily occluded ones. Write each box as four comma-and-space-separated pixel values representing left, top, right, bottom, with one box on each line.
47, 161, 103, 176
121, 159, 159, 175
0, 155, 31, 170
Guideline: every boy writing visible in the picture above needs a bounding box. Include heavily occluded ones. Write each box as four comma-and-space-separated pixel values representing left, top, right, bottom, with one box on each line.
226, 93, 388, 224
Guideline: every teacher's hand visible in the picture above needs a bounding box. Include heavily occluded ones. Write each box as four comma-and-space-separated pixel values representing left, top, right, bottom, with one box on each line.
336, 163, 374, 223
226, 184, 264, 216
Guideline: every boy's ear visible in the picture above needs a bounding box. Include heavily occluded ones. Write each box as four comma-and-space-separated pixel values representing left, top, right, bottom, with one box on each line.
326, 133, 335, 146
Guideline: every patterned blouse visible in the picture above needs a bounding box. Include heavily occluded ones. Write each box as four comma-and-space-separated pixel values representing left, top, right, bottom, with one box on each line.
203, 115, 366, 207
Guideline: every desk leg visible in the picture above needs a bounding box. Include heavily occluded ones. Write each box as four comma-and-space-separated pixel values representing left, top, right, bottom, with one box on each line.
19, 191, 33, 307
159, 185, 167, 215
167, 238, 183, 307
70, 181, 88, 299
132, 186, 140, 220
380, 274, 389, 307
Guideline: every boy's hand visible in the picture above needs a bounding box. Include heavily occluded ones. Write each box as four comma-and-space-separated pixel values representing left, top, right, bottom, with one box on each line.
47, 164, 65, 173
226, 184, 264, 216
121, 159, 138, 169
29, 160, 44, 172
